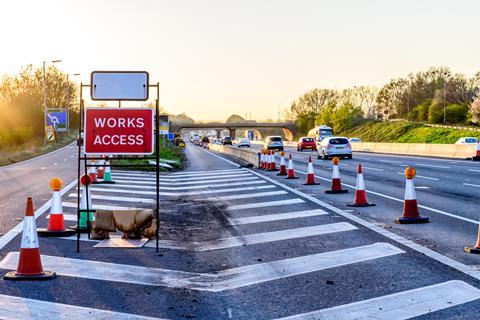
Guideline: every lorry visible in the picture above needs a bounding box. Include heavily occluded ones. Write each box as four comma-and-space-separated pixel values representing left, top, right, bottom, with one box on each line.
307, 125, 333, 144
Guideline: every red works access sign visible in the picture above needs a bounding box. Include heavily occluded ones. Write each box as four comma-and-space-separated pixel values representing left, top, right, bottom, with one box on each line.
84, 108, 154, 155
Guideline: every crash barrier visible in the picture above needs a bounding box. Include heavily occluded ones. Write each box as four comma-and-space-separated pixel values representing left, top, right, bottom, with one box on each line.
208, 144, 260, 167
351, 142, 476, 159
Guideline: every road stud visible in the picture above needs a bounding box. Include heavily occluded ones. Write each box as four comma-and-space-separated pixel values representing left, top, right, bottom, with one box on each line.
464, 224, 480, 254
285, 154, 299, 179
71, 174, 96, 233
38, 178, 76, 237
326, 157, 348, 194
4, 197, 56, 281
303, 156, 319, 185
394, 167, 429, 224
277, 151, 287, 176
101, 157, 115, 184
348, 164, 375, 207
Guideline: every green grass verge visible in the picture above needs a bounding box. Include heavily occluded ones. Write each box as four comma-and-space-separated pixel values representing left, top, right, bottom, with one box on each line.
340, 121, 480, 144
0, 132, 77, 166
112, 145, 186, 172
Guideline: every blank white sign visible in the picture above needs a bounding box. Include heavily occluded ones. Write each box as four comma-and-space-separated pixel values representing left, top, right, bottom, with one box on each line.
91, 71, 149, 100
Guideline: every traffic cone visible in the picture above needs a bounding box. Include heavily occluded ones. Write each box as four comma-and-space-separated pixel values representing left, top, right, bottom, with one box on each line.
89, 160, 100, 184
269, 151, 277, 171
474, 143, 480, 161
303, 156, 319, 185
97, 157, 105, 179
277, 151, 287, 176
348, 164, 375, 207
101, 157, 115, 184
70, 174, 96, 233
285, 154, 299, 179
464, 224, 480, 254
394, 167, 429, 224
326, 157, 348, 194
4, 197, 56, 281
260, 150, 266, 169
38, 178, 76, 237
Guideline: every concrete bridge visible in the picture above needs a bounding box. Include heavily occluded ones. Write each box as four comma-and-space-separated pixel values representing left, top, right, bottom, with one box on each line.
170, 122, 297, 141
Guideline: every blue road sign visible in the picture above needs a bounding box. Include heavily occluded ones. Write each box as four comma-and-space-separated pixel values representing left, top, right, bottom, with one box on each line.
167, 133, 175, 141
46, 109, 68, 132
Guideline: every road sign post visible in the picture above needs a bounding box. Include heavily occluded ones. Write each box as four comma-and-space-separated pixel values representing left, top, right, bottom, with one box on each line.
45, 125, 56, 143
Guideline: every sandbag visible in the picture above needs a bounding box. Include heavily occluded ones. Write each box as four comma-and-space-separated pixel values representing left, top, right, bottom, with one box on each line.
92, 210, 116, 232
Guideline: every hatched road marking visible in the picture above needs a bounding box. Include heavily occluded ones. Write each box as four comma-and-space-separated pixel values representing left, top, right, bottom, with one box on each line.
227, 198, 305, 211
228, 209, 329, 225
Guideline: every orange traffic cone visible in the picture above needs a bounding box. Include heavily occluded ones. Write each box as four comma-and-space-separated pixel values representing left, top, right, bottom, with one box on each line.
474, 143, 480, 161
348, 164, 375, 207
262, 150, 268, 170
464, 224, 480, 254
285, 154, 299, 179
89, 161, 100, 184
269, 151, 277, 171
326, 157, 348, 194
38, 178, 76, 237
277, 151, 287, 176
4, 197, 56, 280
303, 156, 319, 185
259, 150, 265, 169
394, 167, 429, 224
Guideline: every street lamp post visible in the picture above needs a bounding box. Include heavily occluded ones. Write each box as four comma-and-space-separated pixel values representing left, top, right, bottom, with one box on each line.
42, 59, 62, 143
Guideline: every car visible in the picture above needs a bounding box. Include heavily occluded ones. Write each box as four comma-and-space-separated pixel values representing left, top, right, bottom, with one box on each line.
264, 136, 284, 151
213, 139, 222, 145
221, 136, 233, 145
455, 137, 479, 145
237, 138, 251, 147
174, 137, 185, 147
317, 136, 352, 159
349, 137, 362, 143
297, 137, 316, 151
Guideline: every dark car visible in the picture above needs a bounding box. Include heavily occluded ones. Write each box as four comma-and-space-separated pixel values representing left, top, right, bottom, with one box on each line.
222, 136, 233, 145
297, 137, 317, 151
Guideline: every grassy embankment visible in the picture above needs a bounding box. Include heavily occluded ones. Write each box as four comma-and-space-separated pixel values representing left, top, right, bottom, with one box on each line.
0, 132, 77, 166
339, 121, 480, 144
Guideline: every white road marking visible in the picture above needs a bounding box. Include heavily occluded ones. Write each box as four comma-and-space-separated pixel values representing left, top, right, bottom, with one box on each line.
114, 173, 253, 182
0, 294, 163, 320
167, 170, 248, 178
102, 180, 267, 190
185, 243, 404, 292
145, 222, 356, 251
227, 198, 304, 211
395, 172, 439, 181
202, 190, 287, 201
63, 158, 67, 162
361, 166, 384, 171
468, 169, 480, 173
379, 160, 403, 164
90, 185, 276, 197
111, 176, 260, 185
228, 209, 328, 225
68, 193, 155, 204
415, 186, 431, 190
464, 183, 480, 188
414, 163, 450, 169
40, 167, 46, 170
63, 202, 145, 211
53, 162, 58, 166
170, 168, 244, 175
277, 281, 480, 320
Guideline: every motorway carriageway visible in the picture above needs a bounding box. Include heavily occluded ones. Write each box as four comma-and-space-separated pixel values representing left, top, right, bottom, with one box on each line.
246, 143, 480, 266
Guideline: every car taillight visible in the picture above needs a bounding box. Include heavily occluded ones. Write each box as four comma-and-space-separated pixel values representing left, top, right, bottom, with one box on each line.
346, 143, 351, 149
327, 144, 333, 149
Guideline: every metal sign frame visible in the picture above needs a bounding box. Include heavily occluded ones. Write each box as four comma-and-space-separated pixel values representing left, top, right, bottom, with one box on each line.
90, 71, 149, 101
76, 75, 160, 253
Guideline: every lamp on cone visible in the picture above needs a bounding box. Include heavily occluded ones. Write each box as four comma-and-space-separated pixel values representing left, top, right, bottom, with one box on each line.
4, 197, 56, 280
303, 156, 319, 185
277, 151, 287, 176
38, 178, 76, 237
464, 224, 480, 254
285, 154, 299, 179
326, 157, 348, 194
394, 167, 429, 224
347, 164, 375, 207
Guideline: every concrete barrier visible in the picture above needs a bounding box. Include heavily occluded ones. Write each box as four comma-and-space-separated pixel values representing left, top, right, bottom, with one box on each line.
208, 144, 260, 166
351, 142, 476, 159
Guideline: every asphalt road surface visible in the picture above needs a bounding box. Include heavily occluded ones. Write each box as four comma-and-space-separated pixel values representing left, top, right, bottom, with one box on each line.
0, 142, 479, 319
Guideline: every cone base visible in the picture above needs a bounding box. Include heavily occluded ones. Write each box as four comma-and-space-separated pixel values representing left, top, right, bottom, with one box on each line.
277, 173, 287, 176
285, 177, 299, 179
326, 190, 348, 194
4, 270, 56, 281
347, 203, 376, 207
302, 182, 320, 185
37, 228, 76, 237
91, 181, 102, 184
99, 180, 115, 184
394, 216, 429, 224
464, 247, 480, 254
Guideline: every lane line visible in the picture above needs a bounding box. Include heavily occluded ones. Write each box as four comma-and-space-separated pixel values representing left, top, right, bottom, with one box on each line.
145, 222, 356, 251
468, 169, 480, 173
227, 198, 304, 211
361, 166, 384, 171
463, 183, 480, 188
63, 202, 145, 211
103, 180, 268, 190
228, 209, 329, 225
379, 160, 403, 164
113, 176, 260, 185
114, 173, 253, 182
170, 168, 242, 175
68, 193, 155, 204
90, 185, 276, 196
169, 171, 248, 178
276, 280, 480, 320
184, 243, 404, 292
202, 190, 287, 201
414, 163, 450, 169
0, 294, 163, 320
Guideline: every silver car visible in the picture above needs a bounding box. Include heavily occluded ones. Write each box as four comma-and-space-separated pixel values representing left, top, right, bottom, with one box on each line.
317, 136, 352, 159
264, 136, 284, 151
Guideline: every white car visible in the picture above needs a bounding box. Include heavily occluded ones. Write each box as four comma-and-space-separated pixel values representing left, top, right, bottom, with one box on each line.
349, 137, 362, 143
264, 136, 284, 151
237, 138, 251, 147
317, 136, 352, 159
455, 137, 478, 145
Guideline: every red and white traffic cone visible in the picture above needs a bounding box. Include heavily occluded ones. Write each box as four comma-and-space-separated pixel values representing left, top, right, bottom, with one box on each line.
97, 157, 105, 179
395, 167, 429, 224
262, 150, 268, 170
464, 224, 480, 254
303, 156, 319, 185
4, 197, 56, 280
269, 151, 277, 171
285, 154, 299, 179
38, 178, 76, 237
259, 150, 265, 169
326, 157, 348, 194
277, 151, 287, 176
348, 164, 375, 207
474, 143, 480, 161
89, 160, 100, 184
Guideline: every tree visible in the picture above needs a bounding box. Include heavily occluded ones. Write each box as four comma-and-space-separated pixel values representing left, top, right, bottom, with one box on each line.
331, 103, 363, 133
470, 96, 480, 124
226, 114, 246, 123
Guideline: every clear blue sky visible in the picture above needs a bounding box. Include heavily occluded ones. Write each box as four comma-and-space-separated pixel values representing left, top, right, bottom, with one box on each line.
1, 0, 479, 120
